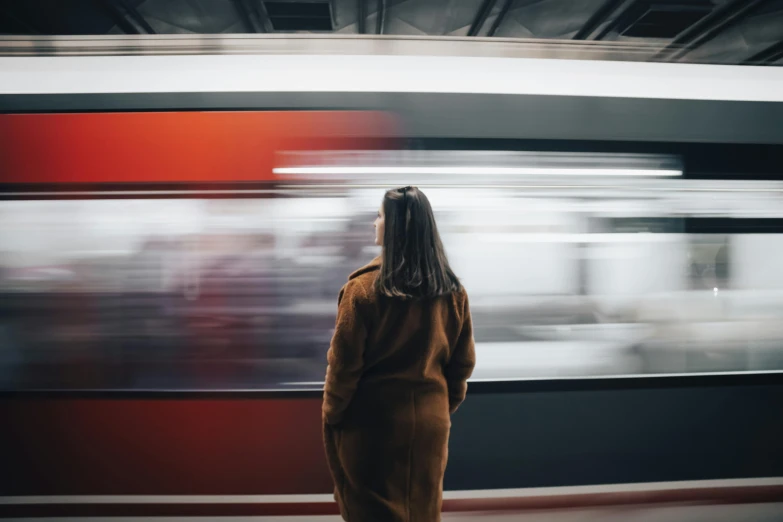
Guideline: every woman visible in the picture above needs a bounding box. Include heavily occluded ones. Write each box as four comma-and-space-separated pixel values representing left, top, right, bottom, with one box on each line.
323, 186, 476, 522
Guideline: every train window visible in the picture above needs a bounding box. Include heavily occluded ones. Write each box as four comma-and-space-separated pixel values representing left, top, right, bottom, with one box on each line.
2, 188, 783, 390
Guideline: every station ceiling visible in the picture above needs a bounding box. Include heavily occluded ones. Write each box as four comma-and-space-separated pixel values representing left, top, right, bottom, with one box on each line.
0, 0, 781, 65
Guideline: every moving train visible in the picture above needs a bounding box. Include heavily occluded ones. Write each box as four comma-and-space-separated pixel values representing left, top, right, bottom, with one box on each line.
1, 36, 782, 517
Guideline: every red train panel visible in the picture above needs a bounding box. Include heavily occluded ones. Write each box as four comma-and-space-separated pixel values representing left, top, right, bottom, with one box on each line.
0, 111, 396, 186
0, 396, 332, 496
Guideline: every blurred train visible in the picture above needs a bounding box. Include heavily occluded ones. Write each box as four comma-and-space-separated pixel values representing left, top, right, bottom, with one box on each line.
1, 37, 782, 518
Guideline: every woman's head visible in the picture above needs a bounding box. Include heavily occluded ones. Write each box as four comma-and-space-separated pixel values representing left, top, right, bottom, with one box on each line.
374, 186, 461, 299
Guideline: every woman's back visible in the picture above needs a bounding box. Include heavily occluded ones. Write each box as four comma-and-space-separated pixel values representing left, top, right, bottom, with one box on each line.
326, 258, 472, 404
365, 287, 465, 390
323, 258, 474, 522
322, 187, 475, 522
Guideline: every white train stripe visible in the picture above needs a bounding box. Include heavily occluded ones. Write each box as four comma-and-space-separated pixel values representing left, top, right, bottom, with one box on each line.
1, 54, 782, 102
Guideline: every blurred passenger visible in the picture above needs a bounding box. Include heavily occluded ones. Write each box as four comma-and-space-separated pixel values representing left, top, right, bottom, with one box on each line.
320, 213, 379, 299
323, 186, 476, 522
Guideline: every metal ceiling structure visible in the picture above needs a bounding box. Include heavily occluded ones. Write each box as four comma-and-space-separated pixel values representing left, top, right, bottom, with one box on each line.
0, 0, 781, 65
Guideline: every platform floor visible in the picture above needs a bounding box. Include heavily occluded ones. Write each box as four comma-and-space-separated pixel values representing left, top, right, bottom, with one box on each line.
11, 502, 783, 522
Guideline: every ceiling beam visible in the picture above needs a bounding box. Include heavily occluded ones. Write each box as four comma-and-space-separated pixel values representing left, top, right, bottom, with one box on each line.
572, 0, 628, 40
237, 0, 273, 33
654, 0, 769, 62
234, 0, 263, 32
468, 0, 498, 37
102, 0, 156, 34
101, 0, 139, 34
119, 0, 155, 34
357, 0, 366, 34
487, 0, 514, 37
743, 40, 783, 66
251, 0, 274, 32
376, 0, 386, 34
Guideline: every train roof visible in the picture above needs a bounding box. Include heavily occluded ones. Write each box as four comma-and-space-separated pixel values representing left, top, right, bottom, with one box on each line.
1, 36, 781, 144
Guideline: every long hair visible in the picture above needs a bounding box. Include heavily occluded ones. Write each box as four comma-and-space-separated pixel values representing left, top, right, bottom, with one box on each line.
376, 186, 462, 299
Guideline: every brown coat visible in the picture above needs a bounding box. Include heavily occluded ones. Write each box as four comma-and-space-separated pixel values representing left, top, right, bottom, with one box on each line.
322, 257, 476, 522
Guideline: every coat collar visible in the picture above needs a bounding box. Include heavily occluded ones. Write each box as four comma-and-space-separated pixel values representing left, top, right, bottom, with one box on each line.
348, 256, 381, 280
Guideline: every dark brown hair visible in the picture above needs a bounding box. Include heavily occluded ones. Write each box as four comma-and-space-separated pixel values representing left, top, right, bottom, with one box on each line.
376, 186, 462, 299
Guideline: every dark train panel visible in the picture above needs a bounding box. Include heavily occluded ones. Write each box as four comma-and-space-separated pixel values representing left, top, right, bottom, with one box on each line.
2, 375, 782, 516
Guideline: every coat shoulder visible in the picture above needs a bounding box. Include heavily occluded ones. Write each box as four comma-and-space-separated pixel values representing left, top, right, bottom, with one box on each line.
341, 271, 377, 306
342, 256, 381, 304
452, 285, 469, 306
452, 286, 470, 323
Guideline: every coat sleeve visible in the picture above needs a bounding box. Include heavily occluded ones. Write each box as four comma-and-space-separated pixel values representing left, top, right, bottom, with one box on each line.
445, 291, 476, 414
323, 280, 370, 425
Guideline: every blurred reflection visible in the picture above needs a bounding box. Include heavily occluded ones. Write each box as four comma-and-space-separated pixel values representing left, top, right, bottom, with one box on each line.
2, 178, 783, 389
